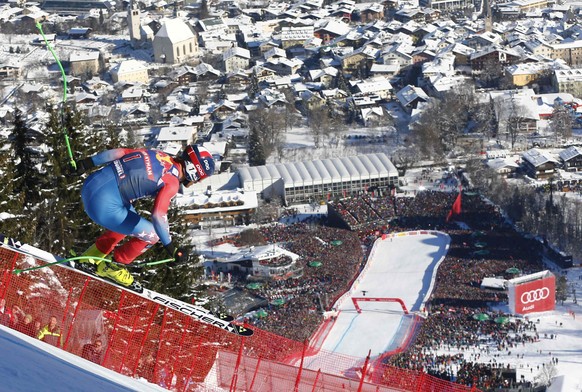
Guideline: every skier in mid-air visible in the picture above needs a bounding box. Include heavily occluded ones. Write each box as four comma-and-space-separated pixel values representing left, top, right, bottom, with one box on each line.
73, 145, 215, 286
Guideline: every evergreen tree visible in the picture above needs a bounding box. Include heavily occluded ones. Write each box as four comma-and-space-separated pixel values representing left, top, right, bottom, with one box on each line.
12, 106, 48, 206
249, 69, 260, 99
248, 125, 266, 166
35, 106, 94, 254
191, 95, 200, 116
0, 131, 35, 241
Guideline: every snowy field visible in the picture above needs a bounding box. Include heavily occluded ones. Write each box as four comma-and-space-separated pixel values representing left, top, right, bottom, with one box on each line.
0, 324, 167, 392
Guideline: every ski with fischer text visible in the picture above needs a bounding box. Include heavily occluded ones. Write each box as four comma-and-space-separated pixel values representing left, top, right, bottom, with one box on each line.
0, 233, 251, 336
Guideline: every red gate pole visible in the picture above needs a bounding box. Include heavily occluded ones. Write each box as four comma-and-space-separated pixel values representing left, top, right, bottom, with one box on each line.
102, 290, 127, 368
130, 303, 160, 376
356, 350, 371, 392
247, 357, 262, 392
310, 369, 321, 392
181, 336, 202, 392
63, 278, 90, 351
119, 313, 140, 373
293, 339, 308, 392
59, 286, 75, 349
153, 307, 169, 385
172, 316, 192, 390
229, 339, 245, 392
415, 370, 426, 392
0, 252, 20, 299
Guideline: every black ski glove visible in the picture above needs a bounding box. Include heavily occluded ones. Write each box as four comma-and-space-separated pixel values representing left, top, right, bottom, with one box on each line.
71, 157, 95, 175
165, 243, 190, 264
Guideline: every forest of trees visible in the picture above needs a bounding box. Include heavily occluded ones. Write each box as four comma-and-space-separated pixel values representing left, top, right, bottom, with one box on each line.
0, 102, 201, 299
466, 159, 582, 260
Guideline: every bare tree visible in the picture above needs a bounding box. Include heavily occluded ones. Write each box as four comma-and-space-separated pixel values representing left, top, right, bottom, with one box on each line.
307, 105, 332, 148
549, 102, 573, 144
410, 100, 446, 160
534, 362, 558, 388
248, 107, 285, 159
494, 92, 529, 149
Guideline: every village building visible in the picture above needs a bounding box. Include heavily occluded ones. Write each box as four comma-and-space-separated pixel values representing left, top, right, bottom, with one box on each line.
69, 51, 100, 77
153, 18, 198, 64
110, 60, 149, 84
206, 244, 300, 280
553, 68, 582, 97
559, 145, 582, 172
177, 189, 259, 228
223, 46, 251, 73
521, 148, 559, 180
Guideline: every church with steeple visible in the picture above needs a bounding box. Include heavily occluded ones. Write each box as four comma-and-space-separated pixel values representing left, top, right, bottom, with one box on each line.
152, 18, 199, 64
127, 0, 142, 48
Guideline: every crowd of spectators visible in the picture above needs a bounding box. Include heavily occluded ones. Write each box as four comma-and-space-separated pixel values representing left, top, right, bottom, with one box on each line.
0, 298, 63, 346
233, 223, 364, 341
223, 187, 553, 390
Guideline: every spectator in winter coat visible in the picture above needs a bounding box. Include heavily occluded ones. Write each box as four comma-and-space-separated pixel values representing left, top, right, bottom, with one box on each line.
15, 314, 37, 338
8, 304, 26, 329
0, 298, 12, 326
81, 338, 104, 364
37, 316, 62, 347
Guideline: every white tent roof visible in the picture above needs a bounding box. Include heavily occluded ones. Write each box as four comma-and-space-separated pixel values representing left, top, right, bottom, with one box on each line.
238, 153, 398, 189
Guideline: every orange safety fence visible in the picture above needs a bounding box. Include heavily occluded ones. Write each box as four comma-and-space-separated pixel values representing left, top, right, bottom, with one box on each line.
0, 246, 480, 392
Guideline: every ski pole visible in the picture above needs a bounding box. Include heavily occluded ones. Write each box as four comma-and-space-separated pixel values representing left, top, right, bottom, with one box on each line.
35, 22, 77, 170
127, 258, 177, 268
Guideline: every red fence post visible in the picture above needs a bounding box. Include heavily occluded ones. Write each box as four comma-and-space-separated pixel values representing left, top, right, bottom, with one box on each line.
119, 313, 140, 373
357, 350, 371, 392
181, 336, 202, 392
229, 340, 245, 392
0, 252, 19, 299
415, 370, 426, 392
310, 369, 321, 392
130, 303, 160, 376
59, 286, 74, 349
102, 290, 127, 367
63, 278, 90, 351
153, 307, 169, 386
293, 339, 308, 392
248, 356, 262, 392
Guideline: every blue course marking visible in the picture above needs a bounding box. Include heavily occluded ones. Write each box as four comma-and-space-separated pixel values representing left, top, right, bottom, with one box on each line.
304, 312, 360, 369
330, 312, 360, 353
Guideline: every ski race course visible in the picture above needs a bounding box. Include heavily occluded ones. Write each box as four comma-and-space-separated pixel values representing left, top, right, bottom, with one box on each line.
300, 231, 450, 374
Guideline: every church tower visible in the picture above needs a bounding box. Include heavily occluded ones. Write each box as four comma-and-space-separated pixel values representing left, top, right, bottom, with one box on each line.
128, 0, 141, 47
484, 0, 493, 33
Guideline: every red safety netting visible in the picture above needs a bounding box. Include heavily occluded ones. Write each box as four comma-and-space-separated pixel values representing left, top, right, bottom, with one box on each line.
0, 246, 480, 392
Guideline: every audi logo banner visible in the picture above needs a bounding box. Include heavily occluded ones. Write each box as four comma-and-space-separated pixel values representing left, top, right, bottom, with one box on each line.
508, 273, 555, 315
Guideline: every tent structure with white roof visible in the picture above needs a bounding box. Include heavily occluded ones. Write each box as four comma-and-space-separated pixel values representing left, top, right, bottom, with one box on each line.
237, 153, 398, 203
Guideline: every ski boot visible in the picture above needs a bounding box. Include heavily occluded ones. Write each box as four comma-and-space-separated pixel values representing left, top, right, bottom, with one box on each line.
95, 259, 135, 287
76, 244, 108, 272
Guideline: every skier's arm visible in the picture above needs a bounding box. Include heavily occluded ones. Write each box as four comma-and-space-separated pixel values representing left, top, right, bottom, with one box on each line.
74, 148, 141, 174
89, 148, 142, 166
151, 173, 180, 247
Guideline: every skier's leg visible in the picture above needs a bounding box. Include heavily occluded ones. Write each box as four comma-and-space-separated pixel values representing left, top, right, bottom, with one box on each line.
112, 209, 160, 264
80, 231, 126, 265
81, 170, 140, 285
95, 231, 126, 255
93, 213, 159, 286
